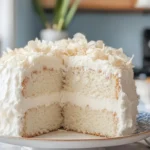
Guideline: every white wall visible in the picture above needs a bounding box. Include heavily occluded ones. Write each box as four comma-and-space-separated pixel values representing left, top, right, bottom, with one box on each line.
0, 0, 16, 53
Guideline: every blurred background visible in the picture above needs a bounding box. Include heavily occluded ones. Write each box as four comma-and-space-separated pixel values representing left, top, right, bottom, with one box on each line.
1, 0, 150, 110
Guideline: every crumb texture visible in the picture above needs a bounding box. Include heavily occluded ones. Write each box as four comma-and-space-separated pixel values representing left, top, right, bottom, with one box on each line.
64, 68, 119, 99
22, 69, 62, 98
63, 103, 118, 137
23, 104, 63, 137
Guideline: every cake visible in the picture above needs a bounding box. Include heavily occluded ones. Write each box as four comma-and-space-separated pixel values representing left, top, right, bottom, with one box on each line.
0, 33, 138, 137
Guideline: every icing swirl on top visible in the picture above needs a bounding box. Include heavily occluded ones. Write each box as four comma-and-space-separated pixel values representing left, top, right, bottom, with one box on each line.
0, 33, 133, 68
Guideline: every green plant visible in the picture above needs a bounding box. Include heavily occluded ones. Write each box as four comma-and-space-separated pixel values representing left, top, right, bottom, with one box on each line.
33, 0, 80, 30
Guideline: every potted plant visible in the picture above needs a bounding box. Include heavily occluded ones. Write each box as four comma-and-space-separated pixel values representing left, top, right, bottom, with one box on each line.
33, 0, 80, 41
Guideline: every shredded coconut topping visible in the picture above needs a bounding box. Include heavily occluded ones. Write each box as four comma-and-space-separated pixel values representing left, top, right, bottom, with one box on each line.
0, 33, 133, 68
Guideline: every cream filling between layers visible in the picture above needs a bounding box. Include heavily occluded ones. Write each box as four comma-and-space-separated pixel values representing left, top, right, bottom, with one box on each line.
61, 91, 119, 112
20, 92, 61, 113
20, 91, 119, 113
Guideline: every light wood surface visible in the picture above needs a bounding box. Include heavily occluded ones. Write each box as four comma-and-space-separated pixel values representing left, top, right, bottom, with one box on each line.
39, 0, 149, 11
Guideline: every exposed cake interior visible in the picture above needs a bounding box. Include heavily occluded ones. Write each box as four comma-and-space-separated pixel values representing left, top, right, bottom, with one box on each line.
61, 56, 137, 137
0, 33, 138, 137
24, 104, 62, 137
63, 104, 118, 137
21, 67, 63, 137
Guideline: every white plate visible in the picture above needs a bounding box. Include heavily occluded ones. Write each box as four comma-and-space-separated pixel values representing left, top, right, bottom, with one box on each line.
0, 112, 150, 149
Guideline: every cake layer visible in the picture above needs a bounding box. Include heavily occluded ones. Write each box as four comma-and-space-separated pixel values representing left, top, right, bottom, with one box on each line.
22, 68, 62, 98
63, 103, 118, 137
64, 67, 119, 99
22, 104, 63, 137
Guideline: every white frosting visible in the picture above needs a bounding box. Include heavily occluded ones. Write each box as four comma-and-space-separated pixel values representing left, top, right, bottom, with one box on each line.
0, 66, 22, 136
0, 33, 133, 69
117, 69, 138, 135
0, 33, 138, 137
63, 55, 122, 76
0, 53, 63, 71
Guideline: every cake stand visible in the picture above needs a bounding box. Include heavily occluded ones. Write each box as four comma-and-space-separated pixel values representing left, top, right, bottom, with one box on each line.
0, 112, 149, 150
